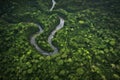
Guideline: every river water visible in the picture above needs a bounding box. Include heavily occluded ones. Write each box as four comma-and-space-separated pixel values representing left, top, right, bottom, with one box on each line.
30, 0, 65, 55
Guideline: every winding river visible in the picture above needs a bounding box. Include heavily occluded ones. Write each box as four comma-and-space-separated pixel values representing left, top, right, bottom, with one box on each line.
30, 0, 65, 55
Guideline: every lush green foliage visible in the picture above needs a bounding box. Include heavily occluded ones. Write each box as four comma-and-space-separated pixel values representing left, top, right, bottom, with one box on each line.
0, 0, 120, 80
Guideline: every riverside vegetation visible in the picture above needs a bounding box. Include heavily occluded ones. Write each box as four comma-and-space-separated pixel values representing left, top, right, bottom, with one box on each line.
0, 0, 120, 80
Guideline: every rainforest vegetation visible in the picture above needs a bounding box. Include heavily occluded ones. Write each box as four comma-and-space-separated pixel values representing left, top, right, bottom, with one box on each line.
0, 0, 120, 80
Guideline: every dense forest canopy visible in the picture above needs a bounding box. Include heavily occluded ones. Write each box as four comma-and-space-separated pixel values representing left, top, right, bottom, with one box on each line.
0, 0, 120, 80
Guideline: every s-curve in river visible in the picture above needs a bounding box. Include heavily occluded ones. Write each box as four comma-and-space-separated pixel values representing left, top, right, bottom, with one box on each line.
30, 0, 64, 56
30, 17, 64, 56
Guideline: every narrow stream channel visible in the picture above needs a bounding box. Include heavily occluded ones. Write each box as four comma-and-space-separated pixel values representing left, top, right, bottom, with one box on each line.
30, 0, 65, 55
